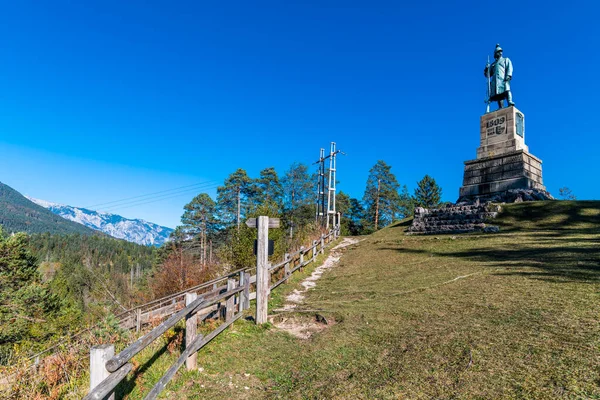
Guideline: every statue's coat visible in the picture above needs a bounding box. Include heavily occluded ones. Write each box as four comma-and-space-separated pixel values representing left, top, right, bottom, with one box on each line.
489, 56, 513, 100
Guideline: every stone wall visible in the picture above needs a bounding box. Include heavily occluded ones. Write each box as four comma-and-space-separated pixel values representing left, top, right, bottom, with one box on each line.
408, 202, 501, 234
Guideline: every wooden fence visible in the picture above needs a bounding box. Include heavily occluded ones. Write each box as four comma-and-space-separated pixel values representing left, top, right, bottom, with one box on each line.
84, 226, 340, 400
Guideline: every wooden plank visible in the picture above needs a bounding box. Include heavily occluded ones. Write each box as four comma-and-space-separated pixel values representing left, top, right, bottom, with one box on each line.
185, 293, 198, 371
246, 217, 280, 228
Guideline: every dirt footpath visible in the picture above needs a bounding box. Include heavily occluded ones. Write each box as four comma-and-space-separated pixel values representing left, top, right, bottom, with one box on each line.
270, 237, 359, 338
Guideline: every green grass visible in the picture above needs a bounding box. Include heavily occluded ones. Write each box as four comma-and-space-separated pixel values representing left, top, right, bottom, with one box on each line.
123, 201, 600, 399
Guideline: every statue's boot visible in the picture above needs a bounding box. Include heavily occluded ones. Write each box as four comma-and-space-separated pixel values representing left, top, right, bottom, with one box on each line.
497, 100, 504, 109
507, 91, 514, 106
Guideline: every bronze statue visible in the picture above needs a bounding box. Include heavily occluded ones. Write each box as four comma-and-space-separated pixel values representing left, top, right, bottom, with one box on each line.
484, 44, 514, 110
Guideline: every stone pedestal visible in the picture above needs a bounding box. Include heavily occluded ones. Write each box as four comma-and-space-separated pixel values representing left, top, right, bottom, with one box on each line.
459, 106, 548, 201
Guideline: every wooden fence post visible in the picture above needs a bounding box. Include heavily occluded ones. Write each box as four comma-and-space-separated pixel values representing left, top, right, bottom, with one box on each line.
256, 216, 270, 324
90, 344, 115, 400
312, 240, 317, 261
320, 234, 325, 254
226, 279, 236, 322
185, 292, 198, 371
239, 271, 246, 311
284, 253, 290, 283
299, 246, 305, 271
243, 271, 250, 310
135, 308, 141, 333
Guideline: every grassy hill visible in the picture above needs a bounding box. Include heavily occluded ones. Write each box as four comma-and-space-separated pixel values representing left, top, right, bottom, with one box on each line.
0, 181, 97, 236
78, 201, 600, 399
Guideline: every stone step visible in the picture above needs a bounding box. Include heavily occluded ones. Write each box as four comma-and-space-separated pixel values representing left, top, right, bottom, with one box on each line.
408, 201, 501, 235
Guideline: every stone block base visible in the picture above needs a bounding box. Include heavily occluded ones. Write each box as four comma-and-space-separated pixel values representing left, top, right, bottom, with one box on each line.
408, 203, 501, 234
459, 150, 545, 201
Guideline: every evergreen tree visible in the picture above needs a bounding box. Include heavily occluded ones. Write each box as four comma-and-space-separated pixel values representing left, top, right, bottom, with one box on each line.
181, 193, 217, 266
216, 169, 253, 231
252, 167, 283, 211
414, 175, 442, 208
0, 229, 59, 349
281, 162, 314, 237
337, 192, 366, 235
363, 160, 401, 230
398, 184, 416, 218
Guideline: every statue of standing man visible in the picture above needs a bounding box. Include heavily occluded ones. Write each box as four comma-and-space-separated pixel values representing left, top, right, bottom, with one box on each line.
484, 44, 514, 109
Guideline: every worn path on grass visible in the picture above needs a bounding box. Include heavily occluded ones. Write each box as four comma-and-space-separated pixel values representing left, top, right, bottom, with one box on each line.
270, 237, 360, 338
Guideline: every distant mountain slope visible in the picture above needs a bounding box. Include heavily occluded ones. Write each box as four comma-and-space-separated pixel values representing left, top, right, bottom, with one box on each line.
28, 197, 173, 247
0, 182, 97, 236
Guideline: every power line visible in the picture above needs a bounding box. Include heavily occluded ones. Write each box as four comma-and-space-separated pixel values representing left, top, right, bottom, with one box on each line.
100, 183, 222, 212
84, 180, 220, 209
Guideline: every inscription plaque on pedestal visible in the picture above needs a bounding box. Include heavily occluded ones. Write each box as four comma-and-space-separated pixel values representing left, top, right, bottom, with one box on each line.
477, 106, 528, 159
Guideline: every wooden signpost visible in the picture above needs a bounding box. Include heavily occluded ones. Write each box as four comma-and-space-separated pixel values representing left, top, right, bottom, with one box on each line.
246, 216, 278, 324
245, 217, 280, 229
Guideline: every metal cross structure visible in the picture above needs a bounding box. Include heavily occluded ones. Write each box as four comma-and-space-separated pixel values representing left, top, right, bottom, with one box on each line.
314, 142, 344, 229
326, 142, 337, 230
314, 148, 326, 225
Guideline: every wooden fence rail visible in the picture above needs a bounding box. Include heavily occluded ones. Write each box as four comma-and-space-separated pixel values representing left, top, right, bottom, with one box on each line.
85, 224, 340, 399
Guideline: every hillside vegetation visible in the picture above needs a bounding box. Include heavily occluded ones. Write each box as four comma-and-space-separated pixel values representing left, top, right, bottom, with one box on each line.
145, 200, 599, 399
0, 230, 156, 365
0, 182, 97, 236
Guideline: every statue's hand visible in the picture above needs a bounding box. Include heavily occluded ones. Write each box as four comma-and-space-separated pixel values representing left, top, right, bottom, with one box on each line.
505, 75, 512, 81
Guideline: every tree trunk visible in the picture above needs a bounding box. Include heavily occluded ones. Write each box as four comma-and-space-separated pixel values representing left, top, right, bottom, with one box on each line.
202, 220, 207, 267
290, 190, 295, 239
375, 179, 381, 231
237, 187, 241, 232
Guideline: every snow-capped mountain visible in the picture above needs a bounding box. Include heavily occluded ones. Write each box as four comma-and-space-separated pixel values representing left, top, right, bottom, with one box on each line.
27, 197, 173, 246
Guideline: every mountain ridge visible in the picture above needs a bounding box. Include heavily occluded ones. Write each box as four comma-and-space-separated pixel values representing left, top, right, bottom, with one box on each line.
0, 181, 98, 236
27, 197, 173, 246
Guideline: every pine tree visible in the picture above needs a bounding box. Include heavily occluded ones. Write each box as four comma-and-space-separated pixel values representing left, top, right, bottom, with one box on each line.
363, 160, 401, 230
252, 167, 283, 211
216, 169, 253, 231
0, 229, 59, 346
181, 193, 217, 266
281, 162, 313, 237
398, 184, 416, 218
414, 175, 442, 208
337, 192, 366, 235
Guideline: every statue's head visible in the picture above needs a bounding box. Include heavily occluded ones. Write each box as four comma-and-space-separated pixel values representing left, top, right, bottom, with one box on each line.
494, 44, 503, 59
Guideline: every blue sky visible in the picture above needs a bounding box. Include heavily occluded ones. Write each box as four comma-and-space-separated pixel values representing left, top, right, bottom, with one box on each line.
1, 1, 598, 228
